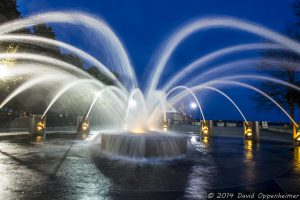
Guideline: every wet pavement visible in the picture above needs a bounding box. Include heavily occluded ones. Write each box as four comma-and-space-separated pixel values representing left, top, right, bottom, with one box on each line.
0, 133, 299, 199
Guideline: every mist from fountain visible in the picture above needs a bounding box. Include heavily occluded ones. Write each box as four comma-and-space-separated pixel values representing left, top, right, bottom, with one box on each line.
1, 11, 300, 158
146, 16, 300, 98
161, 43, 286, 92
0, 34, 125, 89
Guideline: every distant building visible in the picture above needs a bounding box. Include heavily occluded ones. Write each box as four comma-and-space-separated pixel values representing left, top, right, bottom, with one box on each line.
167, 112, 193, 124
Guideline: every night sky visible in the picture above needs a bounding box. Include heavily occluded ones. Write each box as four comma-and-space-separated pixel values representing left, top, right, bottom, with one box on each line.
17, 0, 298, 122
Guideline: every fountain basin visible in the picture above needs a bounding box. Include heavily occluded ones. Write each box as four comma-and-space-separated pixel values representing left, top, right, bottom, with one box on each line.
100, 132, 187, 159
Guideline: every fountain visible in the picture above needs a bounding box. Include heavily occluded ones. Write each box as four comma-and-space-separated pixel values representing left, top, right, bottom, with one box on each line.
1, 11, 300, 159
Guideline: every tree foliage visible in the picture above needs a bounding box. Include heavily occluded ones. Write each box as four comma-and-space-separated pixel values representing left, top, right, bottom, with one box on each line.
0, 1, 120, 119
255, 1, 300, 122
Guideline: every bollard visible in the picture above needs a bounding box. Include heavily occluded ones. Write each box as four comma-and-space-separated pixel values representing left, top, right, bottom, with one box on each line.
243, 121, 260, 141
201, 120, 211, 137
244, 121, 253, 140
29, 114, 46, 136
294, 123, 300, 146
162, 121, 168, 131
77, 116, 90, 136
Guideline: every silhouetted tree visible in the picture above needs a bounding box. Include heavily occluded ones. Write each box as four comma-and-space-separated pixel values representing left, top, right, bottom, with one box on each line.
62, 53, 121, 85
87, 66, 120, 85
0, 1, 120, 120
0, 0, 20, 23
62, 53, 84, 69
0, 0, 25, 114
289, 0, 300, 111
255, 1, 300, 124
29, 24, 62, 59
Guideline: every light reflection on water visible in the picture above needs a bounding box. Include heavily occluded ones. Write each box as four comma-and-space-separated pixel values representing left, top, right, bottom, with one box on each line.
185, 135, 212, 199
189, 135, 210, 152
244, 140, 254, 160
189, 135, 210, 148
202, 136, 210, 147
293, 146, 300, 174
243, 140, 258, 183
190, 135, 198, 144
0, 143, 11, 199
0, 134, 298, 199
35, 135, 44, 142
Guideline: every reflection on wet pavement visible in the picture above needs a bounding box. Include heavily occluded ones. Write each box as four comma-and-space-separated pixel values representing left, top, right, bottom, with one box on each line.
0, 134, 299, 199
293, 146, 300, 174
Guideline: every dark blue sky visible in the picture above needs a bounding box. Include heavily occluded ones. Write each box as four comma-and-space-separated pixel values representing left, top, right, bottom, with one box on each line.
17, 0, 298, 122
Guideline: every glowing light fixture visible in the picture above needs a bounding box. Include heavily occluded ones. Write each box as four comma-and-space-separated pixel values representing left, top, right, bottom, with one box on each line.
129, 99, 137, 107
295, 125, 300, 143
36, 118, 45, 134
201, 121, 209, 136
81, 121, 89, 131
190, 102, 197, 109
244, 122, 253, 140
131, 129, 145, 134
202, 136, 209, 146
0, 65, 9, 78
162, 121, 168, 131
36, 135, 43, 142
123, 122, 128, 130
77, 118, 90, 137
202, 126, 209, 135
246, 130, 252, 136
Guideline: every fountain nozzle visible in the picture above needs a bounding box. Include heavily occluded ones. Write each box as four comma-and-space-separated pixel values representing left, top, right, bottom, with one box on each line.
162, 121, 168, 131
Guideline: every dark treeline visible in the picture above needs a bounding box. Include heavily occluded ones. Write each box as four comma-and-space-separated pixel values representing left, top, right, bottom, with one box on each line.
0, 0, 118, 124
255, 0, 300, 125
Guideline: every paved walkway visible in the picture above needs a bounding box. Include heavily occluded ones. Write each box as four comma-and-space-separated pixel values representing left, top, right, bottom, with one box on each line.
0, 132, 299, 199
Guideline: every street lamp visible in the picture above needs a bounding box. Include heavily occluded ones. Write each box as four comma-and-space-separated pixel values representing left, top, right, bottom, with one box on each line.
190, 102, 197, 109
190, 102, 197, 123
